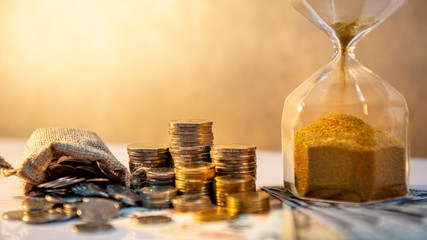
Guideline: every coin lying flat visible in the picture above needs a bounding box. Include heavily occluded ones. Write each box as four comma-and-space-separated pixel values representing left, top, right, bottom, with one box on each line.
2, 210, 25, 220
106, 185, 140, 206
77, 198, 120, 224
22, 197, 55, 211
132, 215, 172, 225
21, 210, 57, 224
70, 223, 113, 233
45, 193, 83, 204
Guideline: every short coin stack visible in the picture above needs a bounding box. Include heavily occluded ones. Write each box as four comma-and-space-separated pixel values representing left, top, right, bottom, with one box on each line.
140, 186, 178, 209
127, 143, 171, 173
210, 144, 257, 178
213, 175, 256, 206
174, 162, 215, 196
168, 119, 214, 166
171, 195, 213, 213
226, 191, 270, 215
145, 168, 175, 188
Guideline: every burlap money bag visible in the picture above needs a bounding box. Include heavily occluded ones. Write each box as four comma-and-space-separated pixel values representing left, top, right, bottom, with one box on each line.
0, 128, 130, 195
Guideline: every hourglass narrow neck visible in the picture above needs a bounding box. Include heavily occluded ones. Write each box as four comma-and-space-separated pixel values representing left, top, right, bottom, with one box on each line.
333, 41, 357, 60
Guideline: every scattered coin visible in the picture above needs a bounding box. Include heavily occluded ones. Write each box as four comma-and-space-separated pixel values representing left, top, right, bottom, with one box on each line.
22, 197, 55, 211
132, 215, 172, 225
70, 223, 113, 233
77, 198, 120, 224
106, 185, 140, 206
45, 193, 83, 204
71, 183, 110, 198
2, 210, 25, 220
21, 210, 57, 224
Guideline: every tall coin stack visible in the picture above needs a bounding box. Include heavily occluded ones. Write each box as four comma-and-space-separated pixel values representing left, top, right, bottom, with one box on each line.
175, 162, 215, 196
168, 119, 214, 166
213, 175, 256, 206
210, 144, 257, 178
127, 143, 171, 173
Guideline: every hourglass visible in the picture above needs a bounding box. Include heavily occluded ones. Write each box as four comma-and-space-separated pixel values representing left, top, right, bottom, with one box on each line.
282, 0, 408, 202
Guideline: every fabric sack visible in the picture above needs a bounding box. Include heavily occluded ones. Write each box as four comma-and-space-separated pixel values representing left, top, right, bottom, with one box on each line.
0, 128, 130, 195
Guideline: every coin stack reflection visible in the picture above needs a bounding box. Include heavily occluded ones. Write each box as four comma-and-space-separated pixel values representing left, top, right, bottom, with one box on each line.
168, 119, 214, 166
226, 191, 270, 215
210, 144, 257, 178
175, 162, 215, 196
214, 175, 256, 206
127, 143, 171, 173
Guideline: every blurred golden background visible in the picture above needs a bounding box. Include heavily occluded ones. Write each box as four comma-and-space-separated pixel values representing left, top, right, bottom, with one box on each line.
0, 0, 426, 157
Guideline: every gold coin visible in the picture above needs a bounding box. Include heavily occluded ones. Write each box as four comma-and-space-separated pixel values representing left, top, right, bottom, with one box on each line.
2, 210, 25, 220
127, 143, 169, 151
211, 144, 256, 153
168, 119, 213, 127
195, 208, 237, 222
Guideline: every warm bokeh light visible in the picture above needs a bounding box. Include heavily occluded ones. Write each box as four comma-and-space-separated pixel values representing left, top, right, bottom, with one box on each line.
0, 0, 426, 156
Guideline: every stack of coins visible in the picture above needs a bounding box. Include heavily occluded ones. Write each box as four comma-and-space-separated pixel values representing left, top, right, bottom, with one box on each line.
226, 191, 270, 215
171, 195, 212, 213
210, 144, 257, 178
140, 186, 177, 209
168, 119, 214, 166
213, 175, 256, 206
174, 162, 215, 196
145, 168, 175, 188
127, 143, 171, 173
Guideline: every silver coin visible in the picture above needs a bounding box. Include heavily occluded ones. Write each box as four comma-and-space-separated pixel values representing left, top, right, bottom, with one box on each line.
22, 197, 54, 211
49, 207, 77, 221
77, 198, 120, 224
38, 176, 85, 189
2, 210, 25, 220
21, 210, 57, 224
71, 223, 113, 233
57, 157, 93, 167
132, 215, 172, 225
106, 185, 140, 206
45, 193, 83, 204
71, 183, 109, 198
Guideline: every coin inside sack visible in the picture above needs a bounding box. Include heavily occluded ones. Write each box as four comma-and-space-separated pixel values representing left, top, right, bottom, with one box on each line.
132, 215, 172, 225
70, 223, 113, 233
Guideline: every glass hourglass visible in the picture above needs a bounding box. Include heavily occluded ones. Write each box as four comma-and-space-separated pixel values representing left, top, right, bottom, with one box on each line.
282, 0, 408, 203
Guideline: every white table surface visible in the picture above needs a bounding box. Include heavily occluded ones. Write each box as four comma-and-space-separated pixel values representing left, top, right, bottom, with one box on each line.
1, 138, 426, 240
